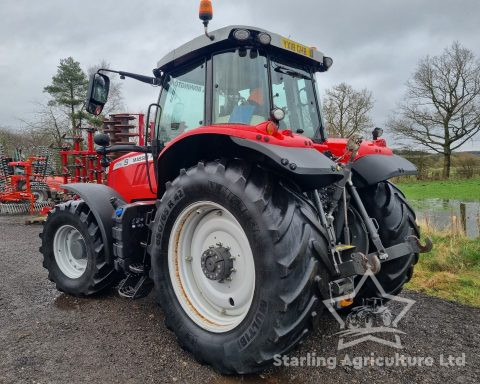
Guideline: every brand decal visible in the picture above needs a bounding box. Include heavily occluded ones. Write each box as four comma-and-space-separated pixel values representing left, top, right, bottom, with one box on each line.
112, 154, 153, 171
238, 300, 268, 350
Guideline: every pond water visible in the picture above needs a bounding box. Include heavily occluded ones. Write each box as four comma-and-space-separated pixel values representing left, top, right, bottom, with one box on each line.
410, 199, 480, 238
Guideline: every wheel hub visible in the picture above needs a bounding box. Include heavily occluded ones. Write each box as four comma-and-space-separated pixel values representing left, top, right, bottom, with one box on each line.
201, 245, 234, 281
70, 238, 86, 260
53, 224, 88, 279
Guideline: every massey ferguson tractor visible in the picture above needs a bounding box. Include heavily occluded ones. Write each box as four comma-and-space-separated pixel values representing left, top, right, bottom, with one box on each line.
39, 1, 432, 374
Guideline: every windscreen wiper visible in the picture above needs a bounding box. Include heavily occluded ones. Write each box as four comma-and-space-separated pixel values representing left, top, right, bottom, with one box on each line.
273, 65, 310, 80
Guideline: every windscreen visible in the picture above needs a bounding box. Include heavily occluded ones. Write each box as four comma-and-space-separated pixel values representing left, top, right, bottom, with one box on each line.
212, 49, 270, 125
270, 58, 321, 138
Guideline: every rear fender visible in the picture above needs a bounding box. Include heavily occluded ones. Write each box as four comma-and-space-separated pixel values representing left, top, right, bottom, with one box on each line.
156, 133, 344, 195
352, 154, 417, 187
62, 183, 126, 264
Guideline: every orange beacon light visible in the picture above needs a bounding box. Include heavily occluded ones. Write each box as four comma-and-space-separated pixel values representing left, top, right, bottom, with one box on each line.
199, 0, 213, 23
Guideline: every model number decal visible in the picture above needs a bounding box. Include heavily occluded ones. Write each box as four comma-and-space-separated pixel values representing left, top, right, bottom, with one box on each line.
112, 154, 153, 171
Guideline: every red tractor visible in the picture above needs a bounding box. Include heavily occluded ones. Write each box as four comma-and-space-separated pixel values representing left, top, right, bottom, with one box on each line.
40, 1, 431, 374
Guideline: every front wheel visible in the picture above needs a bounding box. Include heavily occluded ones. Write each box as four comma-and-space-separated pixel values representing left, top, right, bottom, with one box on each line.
149, 160, 329, 374
40, 201, 118, 296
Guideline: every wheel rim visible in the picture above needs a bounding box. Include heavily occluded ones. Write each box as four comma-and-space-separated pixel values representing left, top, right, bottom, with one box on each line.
33, 190, 46, 202
168, 201, 255, 333
53, 225, 87, 279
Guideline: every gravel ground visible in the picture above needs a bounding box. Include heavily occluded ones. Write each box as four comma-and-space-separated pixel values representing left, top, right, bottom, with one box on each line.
0, 215, 479, 384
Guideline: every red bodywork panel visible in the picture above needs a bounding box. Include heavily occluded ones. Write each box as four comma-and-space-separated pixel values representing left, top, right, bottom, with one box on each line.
106, 121, 393, 202
107, 153, 157, 202
315, 137, 392, 162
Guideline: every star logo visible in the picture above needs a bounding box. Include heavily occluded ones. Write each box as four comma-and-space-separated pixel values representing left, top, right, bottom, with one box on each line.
323, 269, 415, 350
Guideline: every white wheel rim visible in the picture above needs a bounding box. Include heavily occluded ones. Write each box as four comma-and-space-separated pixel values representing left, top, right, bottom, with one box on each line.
168, 201, 255, 333
33, 191, 46, 202
53, 225, 87, 279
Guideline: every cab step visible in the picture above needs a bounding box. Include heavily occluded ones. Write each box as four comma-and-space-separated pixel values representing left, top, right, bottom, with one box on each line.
128, 263, 145, 274
118, 273, 153, 299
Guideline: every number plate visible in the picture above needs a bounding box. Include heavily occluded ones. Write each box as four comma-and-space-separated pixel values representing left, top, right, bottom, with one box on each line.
281, 37, 314, 58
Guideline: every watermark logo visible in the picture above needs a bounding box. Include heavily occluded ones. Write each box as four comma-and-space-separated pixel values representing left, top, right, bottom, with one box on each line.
323, 269, 415, 350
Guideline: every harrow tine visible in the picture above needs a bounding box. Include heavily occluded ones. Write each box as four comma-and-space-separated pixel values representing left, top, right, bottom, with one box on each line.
0, 202, 35, 215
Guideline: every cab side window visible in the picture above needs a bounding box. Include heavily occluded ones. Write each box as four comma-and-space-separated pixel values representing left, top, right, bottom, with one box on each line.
157, 61, 206, 142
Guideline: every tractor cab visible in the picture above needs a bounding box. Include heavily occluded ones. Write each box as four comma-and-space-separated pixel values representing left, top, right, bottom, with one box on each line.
154, 25, 333, 144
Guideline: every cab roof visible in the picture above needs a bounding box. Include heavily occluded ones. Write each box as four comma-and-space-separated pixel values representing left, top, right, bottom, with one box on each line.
156, 25, 329, 74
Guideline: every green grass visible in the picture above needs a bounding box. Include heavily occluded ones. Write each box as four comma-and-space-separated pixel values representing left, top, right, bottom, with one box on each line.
395, 178, 480, 201
405, 225, 480, 307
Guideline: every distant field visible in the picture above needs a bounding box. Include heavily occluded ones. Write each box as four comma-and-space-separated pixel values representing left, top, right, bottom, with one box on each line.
395, 178, 480, 201
406, 224, 480, 307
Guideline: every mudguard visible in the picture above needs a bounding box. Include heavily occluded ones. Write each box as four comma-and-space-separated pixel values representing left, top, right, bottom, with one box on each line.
156, 133, 344, 194
231, 137, 344, 189
352, 154, 417, 187
62, 183, 126, 264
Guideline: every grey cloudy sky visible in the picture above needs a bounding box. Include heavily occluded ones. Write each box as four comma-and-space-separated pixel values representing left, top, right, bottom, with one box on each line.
1, 0, 479, 150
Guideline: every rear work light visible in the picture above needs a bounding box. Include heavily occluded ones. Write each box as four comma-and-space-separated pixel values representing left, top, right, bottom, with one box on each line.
270, 108, 285, 122
323, 56, 333, 70
257, 32, 271, 45
233, 29, 251, 41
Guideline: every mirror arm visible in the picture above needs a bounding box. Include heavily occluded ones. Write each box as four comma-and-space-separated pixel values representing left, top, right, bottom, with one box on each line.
97, 68, 160, 85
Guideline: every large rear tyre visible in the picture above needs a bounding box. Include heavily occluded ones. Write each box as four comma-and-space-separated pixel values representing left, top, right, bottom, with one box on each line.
149, 160, 329, 374
40, 201, 118, 296
355, 181, 419, 299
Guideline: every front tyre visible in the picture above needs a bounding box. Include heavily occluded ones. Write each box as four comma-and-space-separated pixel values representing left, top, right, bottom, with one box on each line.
40, 201, 118, 296
149, 160, 329, 374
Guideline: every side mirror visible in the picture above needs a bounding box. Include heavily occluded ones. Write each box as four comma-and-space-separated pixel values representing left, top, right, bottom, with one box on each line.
94, 133, 111, 147
86, 73, 110, 116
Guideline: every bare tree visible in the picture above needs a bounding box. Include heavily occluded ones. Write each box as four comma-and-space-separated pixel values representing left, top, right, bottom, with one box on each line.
323, 83, 374, 137
0, 126, 32, 155
389, 42, 480, 178
20, 102, 71, 149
